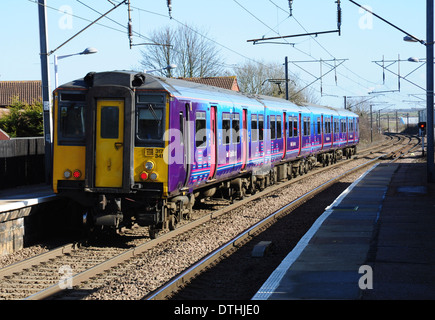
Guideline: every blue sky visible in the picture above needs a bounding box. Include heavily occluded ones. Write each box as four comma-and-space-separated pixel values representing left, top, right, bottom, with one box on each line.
0, 0, 429, 111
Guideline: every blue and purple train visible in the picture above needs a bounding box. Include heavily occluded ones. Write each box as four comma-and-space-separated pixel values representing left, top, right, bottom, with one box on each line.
52, 70, 359, 237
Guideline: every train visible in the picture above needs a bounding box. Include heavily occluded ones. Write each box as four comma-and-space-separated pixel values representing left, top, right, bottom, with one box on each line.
52, 70, 359, 237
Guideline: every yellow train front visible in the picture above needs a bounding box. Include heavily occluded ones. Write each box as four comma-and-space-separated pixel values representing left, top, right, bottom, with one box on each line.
52, 71, 171, 236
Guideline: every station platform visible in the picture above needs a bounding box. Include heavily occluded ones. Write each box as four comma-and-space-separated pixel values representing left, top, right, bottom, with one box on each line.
0, 184, 56, 214
0, 184, 57, 256
253, 161, 435, 300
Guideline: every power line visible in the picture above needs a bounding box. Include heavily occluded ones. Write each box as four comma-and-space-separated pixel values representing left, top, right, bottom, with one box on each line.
235, 0, 375, 98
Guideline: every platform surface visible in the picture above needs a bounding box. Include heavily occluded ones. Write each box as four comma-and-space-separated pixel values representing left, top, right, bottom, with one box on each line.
253, 162, 435, 300
0, 184, 56, 213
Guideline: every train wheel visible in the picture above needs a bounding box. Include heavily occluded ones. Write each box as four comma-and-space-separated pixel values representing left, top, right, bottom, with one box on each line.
149, 226, 160, 239
168, 215, 177, 231
322, 155, 327, 167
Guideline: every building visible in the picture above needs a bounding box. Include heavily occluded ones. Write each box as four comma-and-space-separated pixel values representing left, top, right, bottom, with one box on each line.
180, 76, 240, 92
0, 80, 42, 109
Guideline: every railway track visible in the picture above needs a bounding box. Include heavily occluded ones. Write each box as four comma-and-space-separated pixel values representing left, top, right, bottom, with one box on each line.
0, 134, 418, 300
146, 134, 419, 300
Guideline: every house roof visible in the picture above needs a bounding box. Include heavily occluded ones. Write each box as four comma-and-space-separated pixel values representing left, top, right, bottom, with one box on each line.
0, 81, 42, 106
179, 76, 240, 92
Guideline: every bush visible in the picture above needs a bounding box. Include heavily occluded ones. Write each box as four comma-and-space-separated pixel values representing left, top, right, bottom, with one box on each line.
0, 96, 43, 137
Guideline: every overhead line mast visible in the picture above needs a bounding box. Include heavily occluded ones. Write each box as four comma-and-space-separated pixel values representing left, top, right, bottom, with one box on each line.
128, 0, 133, 48
247, 0, 341, 44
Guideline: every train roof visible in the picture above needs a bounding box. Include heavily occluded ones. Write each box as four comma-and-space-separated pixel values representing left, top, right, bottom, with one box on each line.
303, 103, 358, 117
58, 70, 357, 117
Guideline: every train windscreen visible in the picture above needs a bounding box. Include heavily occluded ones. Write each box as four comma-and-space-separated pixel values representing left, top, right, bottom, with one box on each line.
135, 94, 165, 147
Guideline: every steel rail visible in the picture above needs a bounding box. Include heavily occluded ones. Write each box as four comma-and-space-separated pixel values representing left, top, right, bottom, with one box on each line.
9, 134, 406, 300
143, 155, 387, 300
0, 243, 77, 279
144, 134, 419, 300
22, 150, 366, 300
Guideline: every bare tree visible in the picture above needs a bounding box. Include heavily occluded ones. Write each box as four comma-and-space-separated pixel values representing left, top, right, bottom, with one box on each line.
233, 60, 318, 105
140, 24, 224, 78
140, 26, 176, 77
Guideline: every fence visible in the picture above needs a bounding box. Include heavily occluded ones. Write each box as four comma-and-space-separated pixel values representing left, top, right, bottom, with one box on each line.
0, 137, 45, 189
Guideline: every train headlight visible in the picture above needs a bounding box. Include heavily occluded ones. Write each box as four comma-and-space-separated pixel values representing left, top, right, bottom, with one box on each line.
64, 170, 72, 179
145, 161, 155, 171
149, 172, 158, 181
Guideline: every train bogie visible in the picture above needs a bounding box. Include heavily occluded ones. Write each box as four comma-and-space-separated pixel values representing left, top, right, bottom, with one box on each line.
52, 71, 359, 237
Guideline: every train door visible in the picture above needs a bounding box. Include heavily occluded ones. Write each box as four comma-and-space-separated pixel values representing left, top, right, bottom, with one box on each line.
330, 115, 334, 146
321, 114, 324, 150
298, 113, 302, 156
208, 106, 217, 179
337, 117, 341, 146
351, 117, 355, 142
181, 102, 192, 188
282, 112, 287, 159
241, 109, 247, 170
95, 99, 124, 188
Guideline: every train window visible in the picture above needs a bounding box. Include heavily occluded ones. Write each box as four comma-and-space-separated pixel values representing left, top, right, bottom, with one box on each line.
341, 119, 347, 132
317, 117, 321, 135
303, 117, 310, 136
232, 113, 240, 144
259, 115, 264, 141
138, 94, 164, 104
251, 114, 258, 142
270, 115, 276, 140
101, 106, 119, 139
288, 117, 293, 138
325, 118, 331, 134
222, 113, 231, 145
58, 104, 85, 145
60, 93, 86, 101
334, 118, 339, 133
136, 94, 166, 147
276, 115, 282, 139
195, 111, 207, 148
137, 107, 164, 140
179, 112, 184, 145
293, 116, 298, 137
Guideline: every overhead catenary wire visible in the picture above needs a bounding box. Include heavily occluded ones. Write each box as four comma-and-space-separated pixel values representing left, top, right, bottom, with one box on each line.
31, 0, 412, 106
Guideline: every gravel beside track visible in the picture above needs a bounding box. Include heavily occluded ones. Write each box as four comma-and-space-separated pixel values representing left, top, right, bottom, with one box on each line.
171, 167, 374, 299
0, 135, 420, 300
171, 145, 424, 300
80, 142, 413, 300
